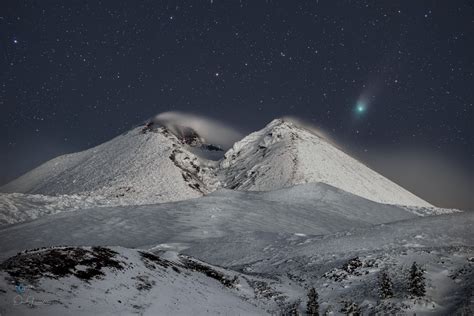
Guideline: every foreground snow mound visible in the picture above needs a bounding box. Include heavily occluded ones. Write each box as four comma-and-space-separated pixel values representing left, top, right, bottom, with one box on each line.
1, 126, 220, 205
220, 119, 431, 207
0, 246, 276, 315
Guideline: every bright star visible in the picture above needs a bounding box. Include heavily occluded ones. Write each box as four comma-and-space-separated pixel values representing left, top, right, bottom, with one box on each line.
13, 39, 18, 44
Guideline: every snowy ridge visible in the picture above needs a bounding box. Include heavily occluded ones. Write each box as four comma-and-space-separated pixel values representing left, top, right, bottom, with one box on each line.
0, 192, 112, 226
401, 205, 462, 216
220, 119, 432, 207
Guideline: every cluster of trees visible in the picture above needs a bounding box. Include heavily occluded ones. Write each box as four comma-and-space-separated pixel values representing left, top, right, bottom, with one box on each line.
296, 261, 426, 315
379, 261, 426, 299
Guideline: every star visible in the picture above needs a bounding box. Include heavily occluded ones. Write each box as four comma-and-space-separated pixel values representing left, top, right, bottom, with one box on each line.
13, 39, 18, 44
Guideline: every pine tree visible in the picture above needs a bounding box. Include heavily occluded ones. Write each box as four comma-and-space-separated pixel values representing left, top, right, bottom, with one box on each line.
341, 300, 361, 316
287, 301, 300, 316
378, 271, 394, 299
408, 261, 425, 297
306, 287, 319, 315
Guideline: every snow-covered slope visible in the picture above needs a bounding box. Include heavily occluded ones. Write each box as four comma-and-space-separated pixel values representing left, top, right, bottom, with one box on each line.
0, 247, 274, 315
186, 212, 473, 315
0, 194, 471, 315
1, 126, 220, 204
0, 183, 426, 260
220, 119, 431, 207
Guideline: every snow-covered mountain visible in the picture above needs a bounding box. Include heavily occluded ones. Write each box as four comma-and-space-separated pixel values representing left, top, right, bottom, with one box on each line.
0, 124, 221, 205
0, 118, 431, 207
219, 119, 431, 207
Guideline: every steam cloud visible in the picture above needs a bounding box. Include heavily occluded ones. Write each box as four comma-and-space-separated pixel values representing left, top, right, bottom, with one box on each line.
152, 111, 243, 149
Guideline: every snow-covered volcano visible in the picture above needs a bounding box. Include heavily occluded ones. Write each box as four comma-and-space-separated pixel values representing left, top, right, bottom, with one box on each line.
1, 118, 430, 207
220, 119, 431, 207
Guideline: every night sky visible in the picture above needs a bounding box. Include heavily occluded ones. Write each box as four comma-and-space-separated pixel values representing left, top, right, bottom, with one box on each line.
1, 1, 473, 209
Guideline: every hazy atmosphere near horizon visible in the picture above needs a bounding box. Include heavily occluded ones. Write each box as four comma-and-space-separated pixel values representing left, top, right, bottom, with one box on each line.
1, 1, 472, 210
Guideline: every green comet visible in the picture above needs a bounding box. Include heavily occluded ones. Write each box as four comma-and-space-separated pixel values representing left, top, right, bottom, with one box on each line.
356, 102, 366, 113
